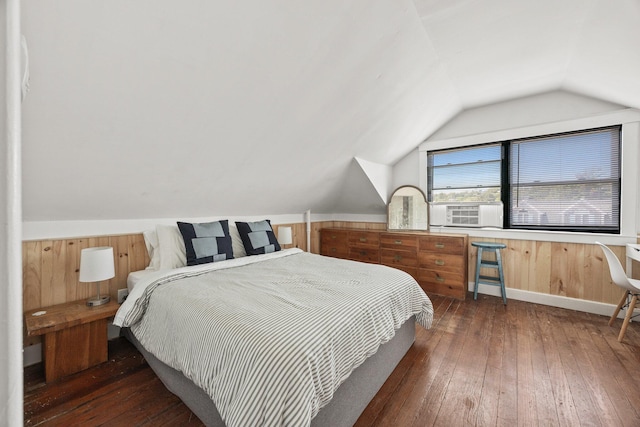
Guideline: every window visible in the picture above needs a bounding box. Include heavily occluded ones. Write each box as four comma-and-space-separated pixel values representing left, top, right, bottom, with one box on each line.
428, 144, 501, 203
509, 127, 620, 232
426, 126, 621, 233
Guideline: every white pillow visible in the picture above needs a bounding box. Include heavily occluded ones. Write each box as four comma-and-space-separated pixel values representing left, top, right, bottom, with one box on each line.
145, 223, 243, 270
143, 229, 161, 270
156, 224, 187, 269
229, 225, 246, 258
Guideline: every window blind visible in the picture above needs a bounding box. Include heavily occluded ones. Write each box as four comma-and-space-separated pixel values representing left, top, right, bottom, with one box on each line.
509, 126, 620, 231
429, 144, 501, 202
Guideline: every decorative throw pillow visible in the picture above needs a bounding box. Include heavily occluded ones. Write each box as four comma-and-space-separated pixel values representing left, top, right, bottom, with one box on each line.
235, 220, 281, 255
177, 220, 234, 266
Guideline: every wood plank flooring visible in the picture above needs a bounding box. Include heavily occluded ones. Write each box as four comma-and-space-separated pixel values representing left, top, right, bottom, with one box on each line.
24, 294, 640, 426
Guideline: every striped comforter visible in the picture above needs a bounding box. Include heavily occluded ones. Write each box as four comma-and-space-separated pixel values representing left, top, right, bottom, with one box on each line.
114, 249, 433, 427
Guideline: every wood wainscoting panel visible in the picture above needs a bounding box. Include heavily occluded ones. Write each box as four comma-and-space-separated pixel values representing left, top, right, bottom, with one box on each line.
271, 223, 308, 252
330, 221, 387, 231
24, 240, 43, 312
468, 238, 626, 306
550, 242, 582, 299
22, 234, 149, 318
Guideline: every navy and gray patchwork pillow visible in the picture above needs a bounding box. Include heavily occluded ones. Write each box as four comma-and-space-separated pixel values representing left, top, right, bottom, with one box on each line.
235, 220, 281, 255
177, 220, 234, 266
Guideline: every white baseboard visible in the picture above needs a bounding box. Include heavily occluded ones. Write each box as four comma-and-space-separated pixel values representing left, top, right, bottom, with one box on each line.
469, 282, 635, 319
23, 343, 42, 368
23, 322, 122, 367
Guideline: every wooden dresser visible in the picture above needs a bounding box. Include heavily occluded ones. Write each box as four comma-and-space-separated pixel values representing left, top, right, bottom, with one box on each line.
321, 228, 468, 299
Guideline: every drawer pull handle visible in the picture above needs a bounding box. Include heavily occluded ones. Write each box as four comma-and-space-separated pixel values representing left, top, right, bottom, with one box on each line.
436, 276, 445, 283
394, 240, 403, 245
394, 255, 403, 262
435, 243, 445, 249
331, 248, 337, 252
360, 251, 367, 256
435, 260, 445, 266
331, 235, 337, 239
360, 238, 367, 242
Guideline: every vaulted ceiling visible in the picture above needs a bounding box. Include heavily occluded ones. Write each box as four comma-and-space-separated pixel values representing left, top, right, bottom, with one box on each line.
21, 0, 640, 222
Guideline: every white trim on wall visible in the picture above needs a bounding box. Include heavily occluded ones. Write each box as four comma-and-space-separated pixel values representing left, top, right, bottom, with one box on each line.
22, 213, 389, 240
427, 225, 636, 246
3, 0, 24, 423
470, 282, 635, 320
23, 214, 309, 240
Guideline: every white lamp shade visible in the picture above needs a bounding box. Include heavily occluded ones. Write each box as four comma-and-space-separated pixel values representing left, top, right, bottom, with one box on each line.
278, 227, 293, 245
79, 246, 115, 282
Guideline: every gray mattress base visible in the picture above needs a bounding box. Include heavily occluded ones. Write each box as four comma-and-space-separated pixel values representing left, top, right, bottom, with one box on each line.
123, 318, 415, 427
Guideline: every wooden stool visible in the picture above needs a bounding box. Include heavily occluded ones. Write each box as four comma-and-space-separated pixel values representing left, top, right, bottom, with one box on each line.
472, 242, 507, 304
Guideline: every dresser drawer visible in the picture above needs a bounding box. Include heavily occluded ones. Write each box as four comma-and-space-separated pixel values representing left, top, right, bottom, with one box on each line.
321, 229, 349, 246
417, 252, 465, 273
349, 248, 380, 264
321, 244, 349, 258
380, 233, 418, 251
348, 231, 380, 249
320, 230, 349, 258
380, 249, 418, 268
419, 236, 465, 255
417, 269, 466, 298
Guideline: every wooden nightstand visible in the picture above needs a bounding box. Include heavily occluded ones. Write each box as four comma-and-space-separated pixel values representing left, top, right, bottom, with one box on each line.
25, 300, 120, 382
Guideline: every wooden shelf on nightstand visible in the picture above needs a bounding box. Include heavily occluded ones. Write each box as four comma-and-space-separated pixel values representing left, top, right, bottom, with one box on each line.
25, 300, 120, 382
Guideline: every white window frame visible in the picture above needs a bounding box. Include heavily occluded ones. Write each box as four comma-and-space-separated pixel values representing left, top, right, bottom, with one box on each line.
419, 109, 640, 245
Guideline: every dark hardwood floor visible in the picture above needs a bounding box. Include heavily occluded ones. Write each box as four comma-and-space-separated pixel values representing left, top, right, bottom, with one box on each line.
24, 294, 640, 426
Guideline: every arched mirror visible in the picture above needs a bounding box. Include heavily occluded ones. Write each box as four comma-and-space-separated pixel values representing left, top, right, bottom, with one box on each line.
387, 185, 429, 231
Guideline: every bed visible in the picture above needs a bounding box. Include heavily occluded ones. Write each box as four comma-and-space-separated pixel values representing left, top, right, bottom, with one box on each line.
115, 244, 433, 427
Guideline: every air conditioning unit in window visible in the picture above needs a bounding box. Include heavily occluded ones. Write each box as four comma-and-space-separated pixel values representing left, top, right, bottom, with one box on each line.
430, 203, 503, 228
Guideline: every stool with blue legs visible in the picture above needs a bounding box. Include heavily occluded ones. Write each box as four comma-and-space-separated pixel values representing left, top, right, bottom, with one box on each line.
471, 242, 507, 304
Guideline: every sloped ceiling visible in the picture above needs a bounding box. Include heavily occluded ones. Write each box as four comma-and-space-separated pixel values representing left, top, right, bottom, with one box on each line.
21, 0, 640, 223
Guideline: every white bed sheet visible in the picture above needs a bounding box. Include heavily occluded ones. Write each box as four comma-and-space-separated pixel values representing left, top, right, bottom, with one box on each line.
126, 269, 157, 293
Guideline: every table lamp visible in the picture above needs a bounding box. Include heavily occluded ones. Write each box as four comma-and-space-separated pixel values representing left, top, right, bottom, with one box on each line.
79, 246, 115, 306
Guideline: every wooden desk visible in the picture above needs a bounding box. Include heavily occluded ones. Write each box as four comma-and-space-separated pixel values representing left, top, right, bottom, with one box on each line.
25, 300, 119, 382
626, 243, 640, 277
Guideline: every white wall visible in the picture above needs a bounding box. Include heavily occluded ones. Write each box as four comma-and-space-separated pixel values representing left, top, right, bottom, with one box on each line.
391, 148, 420, 190
427, 90, 626, 141
1, 0, 23, 424
21, 0, 453, 223
23, 213, 308, 240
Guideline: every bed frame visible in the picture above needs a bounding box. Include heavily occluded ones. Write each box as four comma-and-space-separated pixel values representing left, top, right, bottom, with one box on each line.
123, 317, 415, 426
